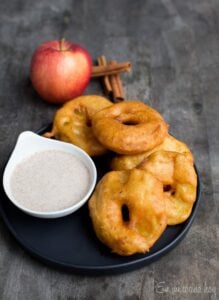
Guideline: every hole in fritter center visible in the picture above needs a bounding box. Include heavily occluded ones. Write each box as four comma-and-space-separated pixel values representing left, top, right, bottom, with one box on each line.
163, 185, 171, 192
123, 120, 139, 126
86, 119, 92, 127
163, 185, 176, 196
121, 204, 130, 222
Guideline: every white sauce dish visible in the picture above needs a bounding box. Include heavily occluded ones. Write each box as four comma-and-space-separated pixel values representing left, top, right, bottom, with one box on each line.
3, 131, 97, 218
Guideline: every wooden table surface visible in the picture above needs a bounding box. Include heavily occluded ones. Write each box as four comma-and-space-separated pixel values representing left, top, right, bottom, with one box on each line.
0, 0, 218, 299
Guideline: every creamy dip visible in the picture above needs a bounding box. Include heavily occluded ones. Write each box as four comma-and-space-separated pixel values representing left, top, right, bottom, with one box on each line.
10, 150, 90, 212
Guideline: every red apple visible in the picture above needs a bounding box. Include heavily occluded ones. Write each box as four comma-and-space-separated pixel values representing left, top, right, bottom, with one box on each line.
30, 39, 92, 104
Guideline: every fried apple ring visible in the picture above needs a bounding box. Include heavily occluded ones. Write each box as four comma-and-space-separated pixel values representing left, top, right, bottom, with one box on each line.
88, 169, 167, 255
138, 150, 197, 225
44, 95, 112, 156
111, 134, 193, 170
91, 101, 168, 155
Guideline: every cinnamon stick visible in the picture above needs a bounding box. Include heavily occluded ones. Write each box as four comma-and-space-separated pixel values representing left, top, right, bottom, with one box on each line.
109, 61, 125, 102
91, 61, 131, 77
93, 56, 128, 102
114, 74, 125, 102
97, 56, 112, 93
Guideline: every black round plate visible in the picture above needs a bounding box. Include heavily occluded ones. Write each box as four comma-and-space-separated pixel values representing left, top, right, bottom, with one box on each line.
0, 124, 201, 275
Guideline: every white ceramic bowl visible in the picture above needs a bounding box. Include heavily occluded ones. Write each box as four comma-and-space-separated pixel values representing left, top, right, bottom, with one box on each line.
3, 131, 97, 218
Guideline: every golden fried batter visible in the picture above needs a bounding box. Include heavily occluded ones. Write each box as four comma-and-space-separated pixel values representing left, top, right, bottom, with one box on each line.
44, 95, 112, 156
91, 101, 168, 155
111, 134, 193, 170
138, 151, 197, 225
88, 169, 167, 255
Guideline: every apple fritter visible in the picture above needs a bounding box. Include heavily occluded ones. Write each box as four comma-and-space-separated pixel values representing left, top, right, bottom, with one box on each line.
138, 150, 197, 225
111, 134, 193, 171
89, 169, 167, 255
44, 95, 112, 156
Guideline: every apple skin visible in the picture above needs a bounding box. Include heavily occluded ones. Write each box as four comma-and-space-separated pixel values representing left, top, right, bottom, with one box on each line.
30, 40, 92, 104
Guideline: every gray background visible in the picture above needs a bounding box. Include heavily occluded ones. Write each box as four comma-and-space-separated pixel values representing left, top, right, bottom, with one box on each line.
0, 0, 218, 299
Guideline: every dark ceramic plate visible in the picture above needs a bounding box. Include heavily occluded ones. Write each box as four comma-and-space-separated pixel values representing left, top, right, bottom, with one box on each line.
0, 124, 201, 275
